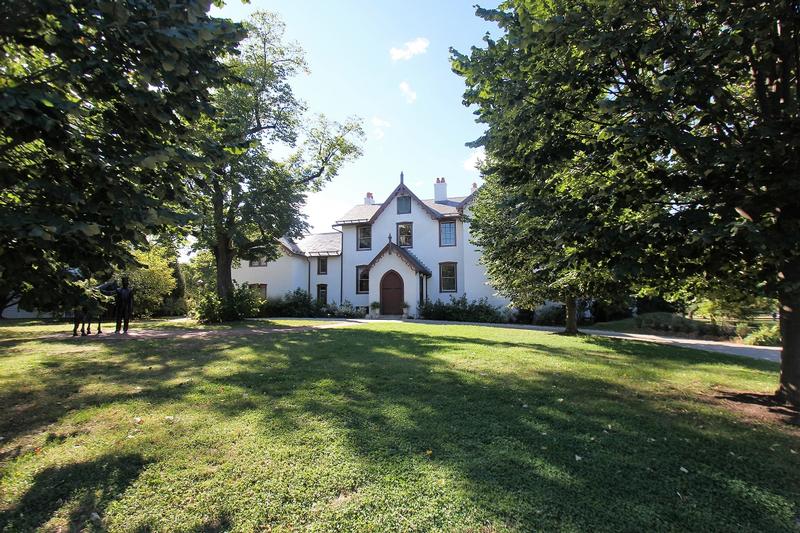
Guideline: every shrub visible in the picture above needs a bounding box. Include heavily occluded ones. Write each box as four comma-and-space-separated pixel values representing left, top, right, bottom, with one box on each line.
126, 246, 177, 318
190, 283, 262, 323
258, 288, 321, 318
744, 323, 781, 346
321, 300, 366, 319
735, 323, 751, 339
418, 294, 505, 323
190, 292, 223, 323
533, 305, 565, 326
159, 296, 188, 317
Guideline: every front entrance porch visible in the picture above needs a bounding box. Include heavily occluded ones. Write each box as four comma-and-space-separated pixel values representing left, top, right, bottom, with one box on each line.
380, 270, 404, 315
365, 238, 432, 318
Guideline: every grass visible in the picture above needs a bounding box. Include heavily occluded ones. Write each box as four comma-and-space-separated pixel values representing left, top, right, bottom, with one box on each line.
0, 321, 798, 531
0, 318, 338, 339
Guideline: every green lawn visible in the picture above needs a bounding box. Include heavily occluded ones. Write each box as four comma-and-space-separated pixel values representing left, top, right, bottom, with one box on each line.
0, 322, 798, 532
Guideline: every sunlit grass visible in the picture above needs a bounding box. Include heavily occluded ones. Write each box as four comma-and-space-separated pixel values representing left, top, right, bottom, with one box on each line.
0, 322, 797, 532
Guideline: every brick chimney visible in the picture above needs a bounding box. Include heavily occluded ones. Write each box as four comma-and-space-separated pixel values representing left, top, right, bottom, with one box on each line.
364, 192, 374, 205
434, 177, 447, 203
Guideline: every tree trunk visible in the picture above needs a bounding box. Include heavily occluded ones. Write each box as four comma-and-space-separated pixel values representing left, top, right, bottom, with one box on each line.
778, 291, 800, 407
564, 296, 578, 335
214, 239, 235, 301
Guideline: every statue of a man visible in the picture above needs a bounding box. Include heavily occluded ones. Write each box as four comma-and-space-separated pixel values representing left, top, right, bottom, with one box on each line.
114, 276, 134, 334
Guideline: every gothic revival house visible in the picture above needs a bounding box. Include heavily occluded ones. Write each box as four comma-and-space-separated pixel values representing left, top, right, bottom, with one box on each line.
231, 174, 509, 316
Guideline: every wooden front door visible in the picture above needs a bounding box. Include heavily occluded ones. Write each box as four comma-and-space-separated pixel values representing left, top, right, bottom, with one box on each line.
380, 271, 404, 315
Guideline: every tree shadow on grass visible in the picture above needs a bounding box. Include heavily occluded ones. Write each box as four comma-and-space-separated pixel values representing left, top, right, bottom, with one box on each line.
200, 328, 799, 531
2, 327, 798, 531
0, 453, 147, 531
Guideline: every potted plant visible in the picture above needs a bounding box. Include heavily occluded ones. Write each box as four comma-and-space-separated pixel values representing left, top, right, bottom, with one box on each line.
369, 301, 381, 318
401, 302, 410, 318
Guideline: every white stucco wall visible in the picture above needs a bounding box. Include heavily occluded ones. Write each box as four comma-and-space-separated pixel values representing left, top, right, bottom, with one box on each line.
461, 205, 510, 308
231, 250, 343, 304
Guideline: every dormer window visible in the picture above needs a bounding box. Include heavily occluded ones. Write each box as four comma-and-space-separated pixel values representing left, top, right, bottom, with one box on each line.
397, 195, 411, 214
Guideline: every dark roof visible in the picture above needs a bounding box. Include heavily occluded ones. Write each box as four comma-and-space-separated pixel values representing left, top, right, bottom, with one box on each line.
279, 232, 342, 257
334, 188, 474, 225
365, 241, 432, 276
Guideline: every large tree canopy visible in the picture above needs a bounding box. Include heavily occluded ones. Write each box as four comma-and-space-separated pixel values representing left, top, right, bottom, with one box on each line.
0, 0, 243, 313
453, 0, 800, 403
190, 11, 364, 304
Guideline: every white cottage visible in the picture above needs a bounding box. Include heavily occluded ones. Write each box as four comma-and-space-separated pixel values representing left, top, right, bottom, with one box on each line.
231, 174, 509, 317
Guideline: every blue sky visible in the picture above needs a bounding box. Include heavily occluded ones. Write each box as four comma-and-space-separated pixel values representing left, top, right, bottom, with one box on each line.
211, 1, 500, 233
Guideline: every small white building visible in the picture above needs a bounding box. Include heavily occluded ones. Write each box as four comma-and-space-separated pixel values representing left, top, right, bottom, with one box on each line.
231, 174, 509, 316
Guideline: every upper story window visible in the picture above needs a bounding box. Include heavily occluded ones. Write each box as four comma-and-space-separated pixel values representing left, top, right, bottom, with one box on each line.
356, 266, 369, 293
439, 221, 456, 247
357, 225, 372, 250
317, 257, 328, 275
397, 195, 411, 214
397, 222, 413, 248
439, 262, 457, 292
249, 257, 267, 267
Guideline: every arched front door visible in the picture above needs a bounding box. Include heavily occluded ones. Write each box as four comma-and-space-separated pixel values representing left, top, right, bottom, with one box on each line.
380, 270, 404, 315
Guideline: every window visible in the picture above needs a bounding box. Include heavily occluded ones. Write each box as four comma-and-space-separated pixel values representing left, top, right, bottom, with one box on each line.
356, 266, 369, 293
249, 283, 267, 298
317, 284, 328, 305
249, 257, 267, 267
439, 221, 456, 247
397, 222, 413, 248
439, 262, 457, 292
397, 195, 411, 214
357, 225, 372, 250
317, 257, 328, 275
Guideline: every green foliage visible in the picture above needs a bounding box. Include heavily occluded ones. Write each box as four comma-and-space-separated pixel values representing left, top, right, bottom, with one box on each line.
189, 11, 364, 303
692, 289, 776, 322
417, 295, 505, 323
127, 247, 177, 318
258, 288, 320, 318
190, 283, 262, 323
321, 300, 367, 319
633, 313, 736, 338
0, 0, 244, 312
744, 323, 782, 346
182, 250, 217, 299
453, 0, 800, 399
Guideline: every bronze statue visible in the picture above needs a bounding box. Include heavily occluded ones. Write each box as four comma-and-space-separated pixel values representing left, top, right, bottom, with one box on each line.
114, 276, 134, 334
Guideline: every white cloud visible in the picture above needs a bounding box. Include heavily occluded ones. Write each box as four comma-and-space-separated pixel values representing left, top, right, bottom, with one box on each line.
390, 37, 430, 61
399, 81, 417, 103
463, 147, 486, 172
371, 116, 391, 140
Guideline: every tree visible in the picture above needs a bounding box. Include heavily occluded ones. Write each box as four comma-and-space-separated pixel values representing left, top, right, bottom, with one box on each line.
453, 1, 800, 404
190, 11, 364, 304
0, 0, 244, 313
126, 246, 177, 318
468, 169, 629, 334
